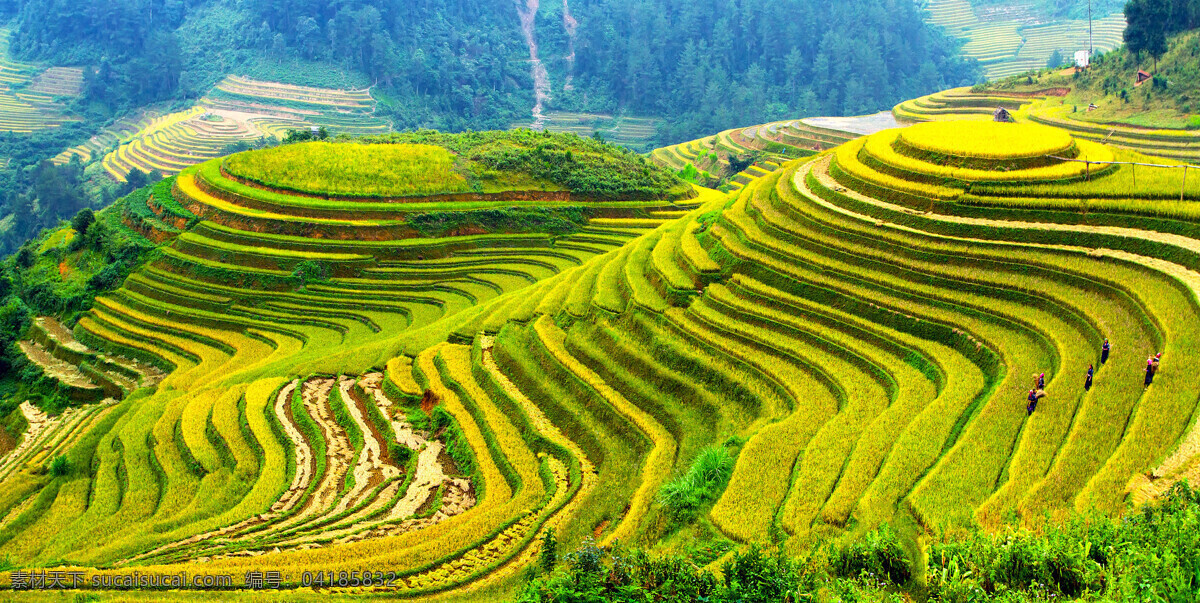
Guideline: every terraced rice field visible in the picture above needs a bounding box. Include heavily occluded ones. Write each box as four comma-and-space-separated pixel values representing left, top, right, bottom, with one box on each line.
52, 112, 164, 166
96, 75, 391, 182
0, 29, 81, 133
894, 87, 1200, 163
5, 120, 1200, 596
922, 0, 1126, 80
2, 141, 697, 589
650, 119, 859, 191
511, 112, 662, 151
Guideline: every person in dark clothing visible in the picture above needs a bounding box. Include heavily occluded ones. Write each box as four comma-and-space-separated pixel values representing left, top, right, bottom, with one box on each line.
1037, 372, 1045, 390
1145, 357, 1155, 386
1027, 389, 1039, 415
1101, 339, 1110, 364
1085, 364, 1094, 391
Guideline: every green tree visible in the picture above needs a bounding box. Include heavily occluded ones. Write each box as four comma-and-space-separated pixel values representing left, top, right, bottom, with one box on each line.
71, 207, 95, 236
1046, 49, 1065, 69
1125, 0, 1171, 71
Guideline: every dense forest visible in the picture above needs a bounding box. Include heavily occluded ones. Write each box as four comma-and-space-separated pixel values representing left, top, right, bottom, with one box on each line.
8, 0, 975, 134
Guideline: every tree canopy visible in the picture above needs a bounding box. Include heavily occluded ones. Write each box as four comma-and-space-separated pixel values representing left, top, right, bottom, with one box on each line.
1124, 0, 1200, 68
5, 0, 976, 138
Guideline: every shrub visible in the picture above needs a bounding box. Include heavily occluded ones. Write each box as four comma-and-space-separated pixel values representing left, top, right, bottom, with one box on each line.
291, 260, 329, 289
389, 442, 413, 465
49, 455, 70, 477
677, 163, 701, 183
832, 525, 911, 586
539, 527, 557, 572
516, 541, 808, 603
720, 545, 807, 603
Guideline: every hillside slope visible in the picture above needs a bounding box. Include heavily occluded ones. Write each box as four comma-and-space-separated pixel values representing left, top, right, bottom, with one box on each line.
1, 119, 1199, 600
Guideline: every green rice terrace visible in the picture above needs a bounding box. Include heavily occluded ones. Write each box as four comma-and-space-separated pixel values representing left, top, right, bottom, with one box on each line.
0, 28, 81, 134
508, 112, 663, 153
2, 114, 1200, 602
55, 75, 393, 184
922, 0, 1127, 80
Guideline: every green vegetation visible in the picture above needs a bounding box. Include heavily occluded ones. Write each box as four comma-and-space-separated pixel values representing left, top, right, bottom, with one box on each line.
657, 444, 735, 524
358, 130, 692, 201
519, 483, 1200, 602
7, 63, 1200, 603
10, 0, 976, 143
0, 0, 979, 260
225, 142, 470, 198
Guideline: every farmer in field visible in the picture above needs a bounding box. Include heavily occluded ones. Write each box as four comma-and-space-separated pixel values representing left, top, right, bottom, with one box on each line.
1101, 339, 1110, 364
1027, 389, 1039, 415
1145, 357, 1156, 386
1085, 364, 1094, 391
1037, 372, 1045, 390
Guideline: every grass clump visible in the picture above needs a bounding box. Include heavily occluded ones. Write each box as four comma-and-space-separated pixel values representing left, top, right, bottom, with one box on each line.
224, 142, 470, 198
657, 444, 734, 523
48, 455, 70, 477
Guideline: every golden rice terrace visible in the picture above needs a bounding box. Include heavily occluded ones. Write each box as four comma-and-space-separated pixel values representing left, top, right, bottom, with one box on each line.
4, 121, 1200, 598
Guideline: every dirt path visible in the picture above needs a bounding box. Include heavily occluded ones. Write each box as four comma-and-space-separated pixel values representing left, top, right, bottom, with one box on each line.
359, 372, 424, 449
18, 341, 98, 389
36, 316, 90, 355
272, 380, 312, 513
200, 108, 293, 139
115, 367, 533, 563
799, 155, 1200, 505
